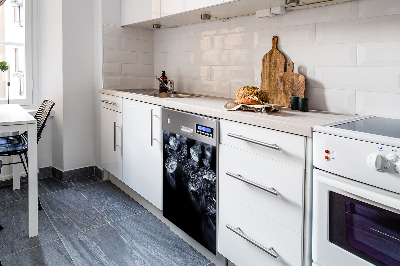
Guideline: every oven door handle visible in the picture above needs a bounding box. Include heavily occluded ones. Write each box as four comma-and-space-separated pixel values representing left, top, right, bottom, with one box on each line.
317, 174, 400, 211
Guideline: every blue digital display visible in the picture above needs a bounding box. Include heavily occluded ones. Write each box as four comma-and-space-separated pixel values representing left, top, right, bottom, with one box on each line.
196, 124, 213, 137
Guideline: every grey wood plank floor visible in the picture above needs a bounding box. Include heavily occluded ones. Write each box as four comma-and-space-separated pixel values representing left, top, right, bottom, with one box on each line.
0, 176, 214, 266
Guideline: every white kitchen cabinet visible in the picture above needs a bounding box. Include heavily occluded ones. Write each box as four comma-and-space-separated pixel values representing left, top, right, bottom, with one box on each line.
123, 99, 163, 210
101, 94, 123, 181
218, 119, 306, 266
121, 0, 161, 26
161, 0, 223, 17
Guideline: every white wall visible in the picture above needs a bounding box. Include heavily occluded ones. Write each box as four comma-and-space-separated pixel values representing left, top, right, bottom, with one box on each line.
62, 0, 96, 170
38, 0, 64, 170
38, 0, 101, 172
153, 0, 400, 119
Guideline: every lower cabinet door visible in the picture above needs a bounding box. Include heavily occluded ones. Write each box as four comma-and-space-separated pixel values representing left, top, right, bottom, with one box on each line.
101, 107, 123, 181
219, 195, 303, 266
123, 99, 163, 210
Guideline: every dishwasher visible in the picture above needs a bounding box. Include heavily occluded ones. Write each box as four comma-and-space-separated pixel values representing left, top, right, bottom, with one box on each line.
162, 108, 218, 254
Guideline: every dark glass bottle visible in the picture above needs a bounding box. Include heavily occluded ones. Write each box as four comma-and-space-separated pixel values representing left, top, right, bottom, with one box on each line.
159, 71, 168, 93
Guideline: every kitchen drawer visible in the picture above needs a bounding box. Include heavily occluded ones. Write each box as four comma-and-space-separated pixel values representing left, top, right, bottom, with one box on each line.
100, 93, 123, 112
219, 120, 305, 168
219, 145, 304, 233
219, 195, 302, 266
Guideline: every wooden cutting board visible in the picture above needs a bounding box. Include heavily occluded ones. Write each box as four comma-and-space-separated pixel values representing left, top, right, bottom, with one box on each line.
282, 62, 306, 102
260, 36, 286, 105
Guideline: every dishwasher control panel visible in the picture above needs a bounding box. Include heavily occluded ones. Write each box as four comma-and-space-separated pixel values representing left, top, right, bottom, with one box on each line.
196, 124, 213, 138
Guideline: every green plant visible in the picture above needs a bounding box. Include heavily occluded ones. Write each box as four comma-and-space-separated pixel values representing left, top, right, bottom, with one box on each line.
0, 61, 8, 72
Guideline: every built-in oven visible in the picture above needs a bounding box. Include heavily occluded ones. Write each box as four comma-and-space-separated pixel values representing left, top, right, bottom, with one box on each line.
313, 116, 400, 266
313, 170, 400, 266
162, 108, 218, 255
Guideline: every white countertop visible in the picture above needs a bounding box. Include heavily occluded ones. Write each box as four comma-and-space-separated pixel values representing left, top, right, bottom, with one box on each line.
100, 89, 358, 137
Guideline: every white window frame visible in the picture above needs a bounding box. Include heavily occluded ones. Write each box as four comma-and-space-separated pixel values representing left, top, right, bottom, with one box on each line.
0, 0, 36, 106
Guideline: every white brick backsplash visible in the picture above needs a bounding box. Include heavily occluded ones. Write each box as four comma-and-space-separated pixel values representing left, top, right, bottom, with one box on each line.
104, 3, 400, 118
193, 80, 231, 98
211, 66, 253, 83
103, 36, 121, 50
356, 91, 400, 118
103, 63, 121, 76
120, 76, 140, 88
357, 42, 400, 67
154, 52, 166, 66
103, 25, 138, 39
282, 44, 357, 67
166, 52, 193, 65
255, 24, 316, 49
194, 50, 231, 66
122, 64, 153, 77
139, 77, 155, 88
104, 49, 139, 64
306, 87, 356, 114
316, 15, 400, 45
176, 79, 194, 93
178, 65, 210, 80
358, 0, 400, 19
212, 32, 254, 50
193, 20, 230, 37
282, 1, 358, 27
103, 76, 121, 88
315, 67, 400, 94
140, 52, 154, 65
121, 39, 153, 52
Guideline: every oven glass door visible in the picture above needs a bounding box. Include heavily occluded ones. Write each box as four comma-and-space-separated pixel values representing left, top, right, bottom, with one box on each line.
329, 191, 400, 266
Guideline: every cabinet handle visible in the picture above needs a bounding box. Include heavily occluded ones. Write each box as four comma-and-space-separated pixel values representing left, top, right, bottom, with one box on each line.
150, 109, 158, 146
114, 122, 117, 151
226, 224, 278, 259
100, 99, 117, 105
227, 133, 281, 151
226, 172, 279, 196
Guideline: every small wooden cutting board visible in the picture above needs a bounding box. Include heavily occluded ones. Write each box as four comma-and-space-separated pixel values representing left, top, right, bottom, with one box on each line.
282, 62, 306, 101
260, 36, 286, 105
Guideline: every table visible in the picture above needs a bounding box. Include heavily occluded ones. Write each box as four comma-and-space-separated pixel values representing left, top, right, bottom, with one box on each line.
0, 104, 38, 237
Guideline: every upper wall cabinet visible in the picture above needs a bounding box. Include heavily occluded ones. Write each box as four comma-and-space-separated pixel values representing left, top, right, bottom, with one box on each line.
122, 0, 352, 29
161, 0, 223, 17
121, 0, 161, 26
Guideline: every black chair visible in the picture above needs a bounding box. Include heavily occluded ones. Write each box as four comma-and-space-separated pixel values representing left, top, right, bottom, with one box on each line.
0, 99, 55, 211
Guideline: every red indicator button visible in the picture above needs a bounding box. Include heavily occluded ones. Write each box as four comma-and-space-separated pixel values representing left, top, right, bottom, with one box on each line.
325, 150, 330, 154
325, 156, 330, 160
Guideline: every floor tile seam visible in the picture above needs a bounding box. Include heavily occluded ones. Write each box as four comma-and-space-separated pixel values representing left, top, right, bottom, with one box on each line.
37, 181, 99, 197
41, 203, 77, 266
106, 220, 153, 266
0, 196, 24, 206
58, 233, 78, 266
58, 221, 110, 240
104, 209, 149, 224
0, 238, 60, 259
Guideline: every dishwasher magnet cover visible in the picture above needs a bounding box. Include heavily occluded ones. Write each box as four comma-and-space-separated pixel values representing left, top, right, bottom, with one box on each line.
163, 131, 217, 254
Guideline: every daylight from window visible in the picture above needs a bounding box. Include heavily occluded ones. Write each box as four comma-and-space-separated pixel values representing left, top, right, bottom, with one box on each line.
0, 0, 25, 102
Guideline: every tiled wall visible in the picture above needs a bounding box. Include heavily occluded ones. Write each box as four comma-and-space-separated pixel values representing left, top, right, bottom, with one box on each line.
103, 25, 154, 89
153, 0, 400, 118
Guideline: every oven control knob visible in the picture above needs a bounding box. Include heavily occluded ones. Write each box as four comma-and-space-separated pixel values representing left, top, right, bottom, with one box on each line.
367, 153, 390, 172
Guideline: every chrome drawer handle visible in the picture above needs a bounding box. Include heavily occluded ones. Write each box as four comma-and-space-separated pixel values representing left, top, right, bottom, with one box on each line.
227, 133, 281, 151
226, 224, 278, 259
100, 99, 117, 105
226, 172, 279, 196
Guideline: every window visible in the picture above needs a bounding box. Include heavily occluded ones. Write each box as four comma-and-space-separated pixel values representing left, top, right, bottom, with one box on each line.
0, 0, 32, 105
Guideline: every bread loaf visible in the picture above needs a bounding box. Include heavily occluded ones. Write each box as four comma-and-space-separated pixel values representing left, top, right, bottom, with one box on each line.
235, 86, 268, 105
